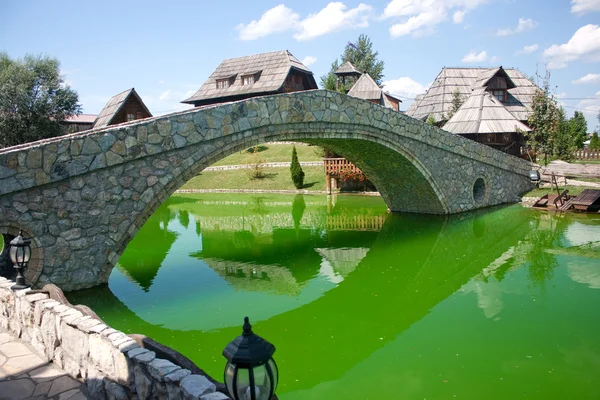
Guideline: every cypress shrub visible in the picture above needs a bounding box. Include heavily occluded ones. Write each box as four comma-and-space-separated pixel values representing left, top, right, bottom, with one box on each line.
590, 132, 600, 151
290, 145, 305, 189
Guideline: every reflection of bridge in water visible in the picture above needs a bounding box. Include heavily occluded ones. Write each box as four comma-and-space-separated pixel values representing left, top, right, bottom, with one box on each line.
69, 203, 536, 395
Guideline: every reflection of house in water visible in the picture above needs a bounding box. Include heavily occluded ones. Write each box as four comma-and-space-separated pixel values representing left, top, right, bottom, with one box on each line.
316, 247, 370, 283
203, 258, 302, 296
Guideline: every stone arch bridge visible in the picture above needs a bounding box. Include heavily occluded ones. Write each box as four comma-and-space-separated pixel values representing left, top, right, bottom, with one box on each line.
0, 90, 532, 290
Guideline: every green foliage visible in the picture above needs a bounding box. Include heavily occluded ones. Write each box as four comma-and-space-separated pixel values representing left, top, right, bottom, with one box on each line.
324, 73, 337, 91
320, 34, 385, 89
589, 132, 600, 150
568, 111, 587, 149
447, 89, 464, 120
0, 53, 81, 148
426, 114, 436, 126
290, 145, 305, 189
524, 68, 560, 165
553, 107, 575, 161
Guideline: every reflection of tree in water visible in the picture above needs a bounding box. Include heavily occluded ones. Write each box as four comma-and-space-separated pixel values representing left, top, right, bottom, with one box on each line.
292, 194, 306, 233
525, 214, 559, 288
249, 196, 269, 215
178, 210, 190, 229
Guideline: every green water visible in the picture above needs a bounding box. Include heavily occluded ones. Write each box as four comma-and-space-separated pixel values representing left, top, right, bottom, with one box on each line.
68, 193, 600, 399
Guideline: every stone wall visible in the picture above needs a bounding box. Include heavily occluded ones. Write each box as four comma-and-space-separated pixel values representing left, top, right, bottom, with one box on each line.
0, 277, 229, 400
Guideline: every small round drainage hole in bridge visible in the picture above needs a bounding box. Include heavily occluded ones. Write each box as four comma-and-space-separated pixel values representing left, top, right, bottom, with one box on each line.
473, 178, 487, 204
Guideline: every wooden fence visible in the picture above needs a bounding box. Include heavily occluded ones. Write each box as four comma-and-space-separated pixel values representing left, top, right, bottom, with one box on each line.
324, 158, 362, 175
573, 149, 600, 160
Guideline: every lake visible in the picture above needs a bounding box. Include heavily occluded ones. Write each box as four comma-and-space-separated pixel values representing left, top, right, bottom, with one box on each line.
68, 193, 600, 399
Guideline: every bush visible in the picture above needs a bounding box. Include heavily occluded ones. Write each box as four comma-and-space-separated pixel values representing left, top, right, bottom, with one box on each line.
290, 145, 305, 189
244, 145, 267, 180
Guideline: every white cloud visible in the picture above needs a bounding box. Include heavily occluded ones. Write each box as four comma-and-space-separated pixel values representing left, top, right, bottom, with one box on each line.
301, 56, 317, 67
236, 3, 372, 41
294, 2, 373, 41
515, 43, 539, 55
496, 17, 538, 36
382, 0, 488, 37
596, 90, 600, 95
382, 77, 427, 98
544, 24, 600, 69
453, 10, 467, 23
571, 0, 600, 14
159, 90, 172, 101
236, 4, 300, 40
462, 50, 490, 63
572, 73, 600, 84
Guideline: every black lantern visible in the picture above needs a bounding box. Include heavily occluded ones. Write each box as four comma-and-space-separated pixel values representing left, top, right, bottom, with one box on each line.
9, 230, 31, 291
223, 317, 278, 400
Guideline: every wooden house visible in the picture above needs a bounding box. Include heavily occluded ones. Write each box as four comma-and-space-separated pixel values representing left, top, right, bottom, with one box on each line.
93, 88, 152, 129
406, 67, 537, 156
62, 114, 97, 133
181, 50, 317, 107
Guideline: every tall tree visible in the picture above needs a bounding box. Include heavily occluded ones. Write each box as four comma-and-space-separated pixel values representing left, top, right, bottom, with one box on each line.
0, 53, 80, 148
320, 34, 385, 89
568, 111, 587, 149
524, 68, 560, 165
290, 145, 305, 189
446, 89, 465, 120
553, 107, 574, 161
589, 132, 600, 150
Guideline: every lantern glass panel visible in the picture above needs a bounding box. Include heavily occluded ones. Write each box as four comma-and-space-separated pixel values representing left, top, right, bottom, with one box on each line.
22, 245, 31, 263
252, 364, 272, 400
9, 246, 17, 265
235, 368, 251, 400
267, 358, 278, 390
225, 362, 236, 399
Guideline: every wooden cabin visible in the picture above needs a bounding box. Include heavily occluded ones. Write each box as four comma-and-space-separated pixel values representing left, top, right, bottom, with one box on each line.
406, 67, 537, 157
93, 88, 152, 129
181, 50, 318, 107
62, 114, 97, 133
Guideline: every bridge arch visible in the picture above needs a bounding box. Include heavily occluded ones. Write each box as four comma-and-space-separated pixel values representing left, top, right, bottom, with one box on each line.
0, 90, 532, 290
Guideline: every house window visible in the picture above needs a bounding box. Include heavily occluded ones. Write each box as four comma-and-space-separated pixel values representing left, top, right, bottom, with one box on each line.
126, 113, 135, 121
216, 79, 230, 89
242, 75, 254, 85
492, 89, 506, 102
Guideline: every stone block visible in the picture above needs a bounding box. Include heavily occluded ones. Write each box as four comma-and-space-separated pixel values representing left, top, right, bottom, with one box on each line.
181, 375, 216, 400
134, 364, 154, 399
147, 358, 180, 382
105, 380, 129, 400
200, 392, 230, 400
60, 321, 89, 367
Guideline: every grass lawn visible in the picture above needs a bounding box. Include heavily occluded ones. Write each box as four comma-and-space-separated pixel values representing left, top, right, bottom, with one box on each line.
573, 160, 600, 165
523, 185, 598, 198
213, 143, 323, 166
180, 166, 327, 191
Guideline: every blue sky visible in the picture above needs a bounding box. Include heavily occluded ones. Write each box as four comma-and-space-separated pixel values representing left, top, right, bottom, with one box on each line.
1, 0, 599, 129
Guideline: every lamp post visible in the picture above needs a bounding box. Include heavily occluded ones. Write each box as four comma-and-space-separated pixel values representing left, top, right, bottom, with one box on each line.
9, 230, 31, 291
223, 317, 278, 400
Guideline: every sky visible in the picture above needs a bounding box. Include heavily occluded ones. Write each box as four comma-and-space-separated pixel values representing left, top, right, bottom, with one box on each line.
1, 0, 599, 129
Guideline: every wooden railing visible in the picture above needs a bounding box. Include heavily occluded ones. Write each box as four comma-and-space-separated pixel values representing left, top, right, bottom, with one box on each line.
574, 149, 600, 160
326, 214, 386, 231
324, 158, 362, 175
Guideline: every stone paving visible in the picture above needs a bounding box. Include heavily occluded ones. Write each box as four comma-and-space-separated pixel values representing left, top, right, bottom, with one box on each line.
0, 330, 88, 400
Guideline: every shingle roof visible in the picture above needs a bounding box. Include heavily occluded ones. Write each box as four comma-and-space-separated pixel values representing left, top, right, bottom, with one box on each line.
406, 67, 537, 123
443, 88, 531, 134
64, 114, 97, 124
334, 61, 361, 76
347, 73, 402, 108
92, 88, 152, 129
182, 50, 317, 105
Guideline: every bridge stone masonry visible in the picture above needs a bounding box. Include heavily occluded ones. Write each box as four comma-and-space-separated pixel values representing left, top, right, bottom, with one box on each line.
0, 90, 533, 290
